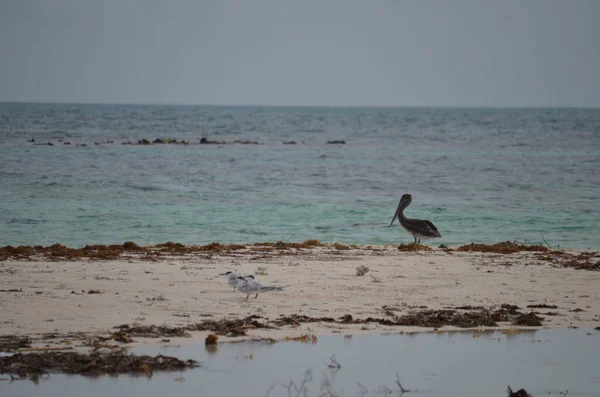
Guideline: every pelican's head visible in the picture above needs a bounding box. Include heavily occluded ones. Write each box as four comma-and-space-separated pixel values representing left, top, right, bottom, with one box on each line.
400, 194, 412, 206
389, 193, 412, 226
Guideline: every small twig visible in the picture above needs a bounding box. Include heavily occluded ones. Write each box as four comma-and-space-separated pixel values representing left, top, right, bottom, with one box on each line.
357, 383, 369, 395
376, 385, 393, 395
396, 373, 410, 393
370, 274, 382, 283
541, 233, 552, 250
324, 354, 342, 369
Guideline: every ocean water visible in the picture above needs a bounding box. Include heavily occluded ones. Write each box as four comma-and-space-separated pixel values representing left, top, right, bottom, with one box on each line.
0, 103, 598, 249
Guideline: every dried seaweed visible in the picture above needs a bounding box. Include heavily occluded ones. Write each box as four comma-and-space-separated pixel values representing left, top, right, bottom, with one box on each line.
273, 305, 540, 329
397, 243, 432, 252
0, 336, 31, 351
457, 241, 549, 254
0, 351, 199, 379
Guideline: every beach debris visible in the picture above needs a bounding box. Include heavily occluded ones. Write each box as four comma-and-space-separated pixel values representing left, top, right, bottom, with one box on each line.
0, 336, 32, 351
326, 140, 346, 144
255, 266, 268, 276
514, 312, 543, 326
333, 242, 356, 250
204, 334, 218, 345
106, 315, 271, 339
87, 289, 104, 294
173, 376, 186, 382
325, 355, 341, 369
284, 333, 318, 343
0, 288, 22, 292
199, 137, 259, 145
274, 304, 542, 329
0, 351, 199, 380
355, 265, 370, 276
527, 304, 558, 309
397, 243, 432, 252
507, 386, 533, 397
457, 241, 548, 254
370, 274, 382, 283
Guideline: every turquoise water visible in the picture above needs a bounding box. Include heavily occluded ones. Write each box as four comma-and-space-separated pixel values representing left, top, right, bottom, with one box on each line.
2, 329, 599, 396
1, 103, 598, 248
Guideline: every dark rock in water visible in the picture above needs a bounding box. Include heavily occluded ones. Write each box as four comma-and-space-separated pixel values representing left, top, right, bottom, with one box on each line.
283, 141, 297, 144
514, 312, 543, 326
27, 138, 35, 143
200, 137, 220, 144
94, 142, 101, 145
153, 138, 165, 144
507, 386, 532, 397
63, 142, 71, 145
232, 140, 259, 145
138, 139, 152, 145
326, 140, 346, 144
47, 142, 54, 146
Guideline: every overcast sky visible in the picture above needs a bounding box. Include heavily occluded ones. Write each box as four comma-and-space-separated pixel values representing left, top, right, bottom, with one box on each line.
1, 0, 599, 107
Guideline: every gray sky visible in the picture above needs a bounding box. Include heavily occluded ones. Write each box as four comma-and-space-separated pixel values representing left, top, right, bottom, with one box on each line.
1, 0, 599, 107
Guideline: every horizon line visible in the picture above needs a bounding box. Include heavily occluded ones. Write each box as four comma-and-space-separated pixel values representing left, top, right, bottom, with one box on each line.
1, 100, 599, 110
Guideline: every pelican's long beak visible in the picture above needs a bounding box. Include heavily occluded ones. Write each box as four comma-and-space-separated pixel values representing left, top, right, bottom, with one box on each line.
389, 203, 401, 227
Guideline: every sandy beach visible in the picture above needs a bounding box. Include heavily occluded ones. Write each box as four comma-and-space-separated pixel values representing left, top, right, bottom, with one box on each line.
1, 243, 599, 351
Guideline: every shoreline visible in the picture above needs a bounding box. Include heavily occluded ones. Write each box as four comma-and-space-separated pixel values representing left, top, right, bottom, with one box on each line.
1, 243, 599, 352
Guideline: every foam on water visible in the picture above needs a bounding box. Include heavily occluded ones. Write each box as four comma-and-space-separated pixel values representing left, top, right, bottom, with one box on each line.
1, 103, 599, 248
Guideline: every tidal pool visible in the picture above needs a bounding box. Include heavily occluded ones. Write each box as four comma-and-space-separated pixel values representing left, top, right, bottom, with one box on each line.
2, 328, 599, 397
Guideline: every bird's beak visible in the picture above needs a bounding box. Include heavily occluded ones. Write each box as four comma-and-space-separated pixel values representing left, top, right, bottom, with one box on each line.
389, 203, 401, 227
218, 272, 227, 275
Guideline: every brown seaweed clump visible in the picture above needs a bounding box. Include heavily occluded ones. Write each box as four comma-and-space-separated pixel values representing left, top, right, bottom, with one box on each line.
0, 336, 32, 351
457, 241, 549, 254
397, 243, 432, 252
0, 351, 199, 379
204, 334, 219, 345
513, 312, 543, 326
535, 251, 600, 271
507, 386, 532, 397
273, 305, 542, 329
258, 240, 325, 249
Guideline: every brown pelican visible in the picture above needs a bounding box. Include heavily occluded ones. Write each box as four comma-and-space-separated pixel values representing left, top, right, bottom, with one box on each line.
389, 194, 441, 244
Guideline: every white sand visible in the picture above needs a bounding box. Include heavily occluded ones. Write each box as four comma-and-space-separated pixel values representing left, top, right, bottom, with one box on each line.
1, 246, 599, 348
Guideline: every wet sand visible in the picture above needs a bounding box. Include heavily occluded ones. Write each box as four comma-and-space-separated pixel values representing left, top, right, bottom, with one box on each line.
1, 245, 599, 349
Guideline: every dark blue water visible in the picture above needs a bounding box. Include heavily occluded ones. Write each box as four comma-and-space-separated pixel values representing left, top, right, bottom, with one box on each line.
1, 103, 598, 248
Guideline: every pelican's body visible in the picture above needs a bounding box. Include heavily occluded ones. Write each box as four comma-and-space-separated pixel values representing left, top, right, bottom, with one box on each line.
389, 194, 441, 244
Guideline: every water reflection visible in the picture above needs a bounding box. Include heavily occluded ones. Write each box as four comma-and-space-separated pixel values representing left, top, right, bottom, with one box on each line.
1, 328, 598, 397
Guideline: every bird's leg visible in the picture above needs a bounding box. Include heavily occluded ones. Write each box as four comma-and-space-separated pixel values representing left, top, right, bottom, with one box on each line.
413, 235, 417, 244
233, 287, 236, 292
245, 293, 249, 300
418, 238, 421, 244
255, 293, 258, 299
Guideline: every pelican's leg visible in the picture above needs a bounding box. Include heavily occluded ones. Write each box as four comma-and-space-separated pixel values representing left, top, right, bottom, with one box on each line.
417, 238, 421, 244
413, 235, 417, 244
245, 293, 249, 300
233, 286, 236, 292
255, 293, 259, 299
